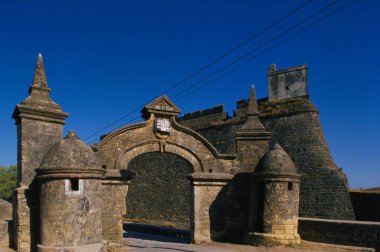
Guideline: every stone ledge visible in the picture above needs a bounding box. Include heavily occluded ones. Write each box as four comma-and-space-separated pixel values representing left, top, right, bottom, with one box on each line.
245, 231, 300, 246
37, 241, 106, 252
105, 169, 134, 180
299, 217, 380, 226
298, 217, 380, 248
186, 172, 233, 182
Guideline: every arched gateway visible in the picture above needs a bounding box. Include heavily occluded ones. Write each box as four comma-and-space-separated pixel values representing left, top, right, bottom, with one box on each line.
94, 95, 238, 243
11, 55, 354, 251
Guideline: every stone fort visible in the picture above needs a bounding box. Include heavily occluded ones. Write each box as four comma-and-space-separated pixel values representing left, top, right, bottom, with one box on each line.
8, 54, 380, 251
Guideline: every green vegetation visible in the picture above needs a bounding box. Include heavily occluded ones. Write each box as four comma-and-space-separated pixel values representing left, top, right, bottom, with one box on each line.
0, 165, 17, 202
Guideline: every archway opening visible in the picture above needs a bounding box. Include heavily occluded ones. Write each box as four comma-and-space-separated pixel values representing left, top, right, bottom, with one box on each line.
125, 152, 193, 230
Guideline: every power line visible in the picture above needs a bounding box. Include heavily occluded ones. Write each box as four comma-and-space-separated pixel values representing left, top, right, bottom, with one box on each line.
173, 0, 357, 102
85, 0, 341, 143
84, 0, 314, 142
159, 0, 314, 95
169, 0, 341, 101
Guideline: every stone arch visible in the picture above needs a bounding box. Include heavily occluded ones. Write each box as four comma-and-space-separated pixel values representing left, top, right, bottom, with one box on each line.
115, 140, 204, 172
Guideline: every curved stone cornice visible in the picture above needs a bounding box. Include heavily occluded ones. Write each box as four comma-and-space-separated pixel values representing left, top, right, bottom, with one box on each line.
96, 120, 151, 149
35, 167, 106, 179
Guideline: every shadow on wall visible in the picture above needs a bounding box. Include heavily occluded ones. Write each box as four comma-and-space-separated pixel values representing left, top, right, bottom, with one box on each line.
209, 172, 251, 243
350, 190, 380, 222
209, 184, 227, 242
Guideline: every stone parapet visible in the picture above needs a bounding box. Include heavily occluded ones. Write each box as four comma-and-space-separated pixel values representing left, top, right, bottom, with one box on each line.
299, 217, 380, 249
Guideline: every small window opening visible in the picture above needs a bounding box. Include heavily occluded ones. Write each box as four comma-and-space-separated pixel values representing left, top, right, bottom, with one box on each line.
285, 86, 290, 90
288, 182, 293, 191
209, 168, 213, 173
102, 165, 107, 169
70, 179, 79, 191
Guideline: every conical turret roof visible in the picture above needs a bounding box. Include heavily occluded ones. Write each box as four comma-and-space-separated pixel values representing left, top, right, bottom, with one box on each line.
40, 131, 100, 170
255, 143, 298, 174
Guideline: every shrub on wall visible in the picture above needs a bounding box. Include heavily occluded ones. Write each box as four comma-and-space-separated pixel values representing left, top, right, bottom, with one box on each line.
0, 165, 17, 202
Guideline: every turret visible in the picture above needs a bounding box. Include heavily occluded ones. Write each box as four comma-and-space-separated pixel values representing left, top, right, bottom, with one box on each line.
246, 143, 301, 245
36, 131, 106, 251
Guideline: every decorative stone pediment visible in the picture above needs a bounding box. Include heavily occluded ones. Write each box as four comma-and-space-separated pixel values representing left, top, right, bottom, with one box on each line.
142, 95, 181, 119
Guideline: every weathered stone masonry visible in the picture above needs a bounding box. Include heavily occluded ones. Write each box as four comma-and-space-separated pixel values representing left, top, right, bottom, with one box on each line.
180, 90, 354, 221
10, 55, 361, 251
126, 152, 193, 230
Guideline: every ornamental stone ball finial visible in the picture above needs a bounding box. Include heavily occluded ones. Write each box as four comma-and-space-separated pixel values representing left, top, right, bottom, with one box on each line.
271, 143, 281, 150
65, 130, 79, 140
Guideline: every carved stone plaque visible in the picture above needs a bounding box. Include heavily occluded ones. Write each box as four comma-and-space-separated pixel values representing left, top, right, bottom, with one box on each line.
154, 118, 171, 133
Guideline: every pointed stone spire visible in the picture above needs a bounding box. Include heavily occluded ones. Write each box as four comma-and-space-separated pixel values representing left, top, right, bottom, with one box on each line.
236, 85, 271, 139
30, 53, 49, 92
247, 85, 259, 116
13, 53, 69, 123
12, 54, 69, 187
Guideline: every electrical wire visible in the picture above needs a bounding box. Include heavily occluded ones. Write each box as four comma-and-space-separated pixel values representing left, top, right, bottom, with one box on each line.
85, 0, 349, 143
173, 0, 357, 102
83, 0, 315, 142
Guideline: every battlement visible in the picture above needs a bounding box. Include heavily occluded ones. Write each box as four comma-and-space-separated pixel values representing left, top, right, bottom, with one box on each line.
268, 64, 308, 101
178, 105, 229, 130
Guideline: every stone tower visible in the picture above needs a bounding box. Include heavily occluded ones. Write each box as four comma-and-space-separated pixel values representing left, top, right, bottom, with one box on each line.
36, 131, 106, 252
12, 54, 69, 252
246, 143, 301, 245
268, 63, 308, 101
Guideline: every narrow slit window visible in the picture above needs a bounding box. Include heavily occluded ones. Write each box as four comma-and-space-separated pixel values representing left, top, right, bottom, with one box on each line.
65, 179, 83, 196
70, 179, 79, 191
288, 182, 293, 191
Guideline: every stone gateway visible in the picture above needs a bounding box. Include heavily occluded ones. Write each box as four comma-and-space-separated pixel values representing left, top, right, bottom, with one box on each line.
11, 54, 354, 251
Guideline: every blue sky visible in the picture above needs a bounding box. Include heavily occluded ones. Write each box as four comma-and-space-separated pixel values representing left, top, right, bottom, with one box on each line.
0, 0, 379, 188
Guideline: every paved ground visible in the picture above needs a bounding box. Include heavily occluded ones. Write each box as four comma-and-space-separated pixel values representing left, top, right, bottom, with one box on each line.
122, 231, 375, 252
0, 231, 374, 251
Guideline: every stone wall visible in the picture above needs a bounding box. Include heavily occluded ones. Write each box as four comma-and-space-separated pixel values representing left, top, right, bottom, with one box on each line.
188, 173, 231, 244
178, 105, 228, 130
102, 180, 129, 243
260, 100, 354, 220
179, 96, 355, 220
126, 152, 193, 230
0, 199, 12, 243
298, 217, 380, 249
350, 190, 380, 221
12, 187, 39, 252
224, 173, 251, 242
39, 179, 103, 247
